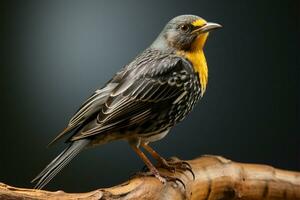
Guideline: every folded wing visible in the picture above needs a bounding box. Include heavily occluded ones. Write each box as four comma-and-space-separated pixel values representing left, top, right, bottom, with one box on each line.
70, 56, 193, 141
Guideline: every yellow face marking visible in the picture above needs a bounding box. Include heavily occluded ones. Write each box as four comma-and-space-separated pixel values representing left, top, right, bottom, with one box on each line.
177, 18, 209, 97
191, 18, 207, 27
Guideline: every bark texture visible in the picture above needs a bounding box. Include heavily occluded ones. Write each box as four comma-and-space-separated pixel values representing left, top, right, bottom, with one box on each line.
0, 155, 299, 200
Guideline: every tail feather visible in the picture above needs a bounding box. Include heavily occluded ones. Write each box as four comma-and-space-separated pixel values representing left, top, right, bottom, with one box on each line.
47, 125, 78, 147
32, 139, 90, 189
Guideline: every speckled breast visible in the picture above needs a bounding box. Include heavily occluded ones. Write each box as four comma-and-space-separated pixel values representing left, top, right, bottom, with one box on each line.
167, 72, 202, 126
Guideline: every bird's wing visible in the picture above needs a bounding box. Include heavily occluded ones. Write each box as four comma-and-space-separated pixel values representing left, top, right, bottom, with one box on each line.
48, 68, 127, 146
70, 55, 194, 141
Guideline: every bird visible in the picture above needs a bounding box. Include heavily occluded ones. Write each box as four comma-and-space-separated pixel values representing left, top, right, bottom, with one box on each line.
32, 14, 221, 189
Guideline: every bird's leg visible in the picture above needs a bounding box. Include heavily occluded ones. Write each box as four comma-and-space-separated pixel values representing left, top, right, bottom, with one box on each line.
130, 144, 185, 188
130, 144, 166, 183
141, 143, 195, 179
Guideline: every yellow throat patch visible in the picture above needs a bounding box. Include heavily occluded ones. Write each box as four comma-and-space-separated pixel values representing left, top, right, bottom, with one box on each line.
177, 19, 209, 97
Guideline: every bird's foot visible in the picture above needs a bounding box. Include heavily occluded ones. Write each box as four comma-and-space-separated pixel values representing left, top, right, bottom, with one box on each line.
161, 174, 186, 189
134, 170, 186, 189
157, 157, 195, 180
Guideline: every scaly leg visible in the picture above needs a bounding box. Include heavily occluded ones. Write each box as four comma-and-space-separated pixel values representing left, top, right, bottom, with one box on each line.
130, 144, 166, 183
130, 144, 185, 187
141, 143, 195, 179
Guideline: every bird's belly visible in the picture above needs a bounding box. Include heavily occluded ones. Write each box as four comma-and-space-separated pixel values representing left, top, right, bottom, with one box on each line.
140, 128, 170, 143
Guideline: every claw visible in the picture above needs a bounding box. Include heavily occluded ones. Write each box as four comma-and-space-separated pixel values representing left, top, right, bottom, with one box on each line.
179, 161, 195, 180
185, 167, 195, 180
158, 159, 195, 180
181, 161, 192, 170
133, 169, 186, 189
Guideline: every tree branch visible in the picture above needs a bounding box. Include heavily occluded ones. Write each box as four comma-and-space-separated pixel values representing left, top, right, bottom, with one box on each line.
1, 155, 300, 200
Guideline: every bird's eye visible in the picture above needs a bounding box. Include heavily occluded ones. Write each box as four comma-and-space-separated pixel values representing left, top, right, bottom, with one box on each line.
179, 24, 190, 32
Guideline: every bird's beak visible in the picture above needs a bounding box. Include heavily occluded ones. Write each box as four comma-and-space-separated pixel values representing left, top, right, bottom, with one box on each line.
193, 22, 222, 34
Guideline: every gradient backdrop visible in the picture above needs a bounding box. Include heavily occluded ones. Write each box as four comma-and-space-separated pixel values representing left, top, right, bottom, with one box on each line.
0, 0, 299, 192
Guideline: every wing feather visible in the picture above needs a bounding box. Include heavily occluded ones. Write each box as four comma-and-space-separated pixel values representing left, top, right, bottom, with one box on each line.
70, 56, 193, 141
48, 84, 116, 146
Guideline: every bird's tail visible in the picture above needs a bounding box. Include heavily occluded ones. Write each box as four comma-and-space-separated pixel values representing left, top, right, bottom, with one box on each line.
32, 139, 90, 189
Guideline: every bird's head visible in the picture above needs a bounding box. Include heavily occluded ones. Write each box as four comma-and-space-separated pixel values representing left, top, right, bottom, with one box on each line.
151, 15, 222, 52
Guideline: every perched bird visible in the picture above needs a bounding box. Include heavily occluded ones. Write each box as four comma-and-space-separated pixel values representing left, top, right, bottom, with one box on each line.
32, 14, 221, 189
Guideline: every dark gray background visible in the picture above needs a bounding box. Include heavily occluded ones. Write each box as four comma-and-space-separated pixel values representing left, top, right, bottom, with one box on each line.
0, 0, 299, 192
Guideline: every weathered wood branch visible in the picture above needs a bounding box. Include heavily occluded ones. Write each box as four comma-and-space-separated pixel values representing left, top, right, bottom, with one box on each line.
1, 155, 300, 200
